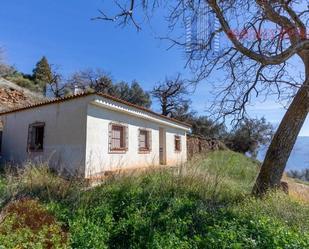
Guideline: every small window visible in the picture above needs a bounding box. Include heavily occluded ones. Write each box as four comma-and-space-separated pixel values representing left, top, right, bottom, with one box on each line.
28, 122, 45, 152
139, 129, 152, 153
109, 123, 128, 152
175, 135, 181, 152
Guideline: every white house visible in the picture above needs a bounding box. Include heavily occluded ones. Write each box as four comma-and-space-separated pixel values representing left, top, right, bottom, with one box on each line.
0, 93, 191, 178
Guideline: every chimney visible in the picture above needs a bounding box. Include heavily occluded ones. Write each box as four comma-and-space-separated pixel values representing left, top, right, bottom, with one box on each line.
73, 85, 84, 95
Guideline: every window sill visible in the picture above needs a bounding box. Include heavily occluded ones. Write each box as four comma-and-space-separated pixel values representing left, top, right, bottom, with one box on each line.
28, 150, 44, 153
138, 149, 151, 154
109, 149, 127, 154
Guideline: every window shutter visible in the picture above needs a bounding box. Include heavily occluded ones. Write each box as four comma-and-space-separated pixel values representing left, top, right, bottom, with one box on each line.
148, 130, 152, 152
174, 135, 176, 152
27, 124, 33, 152
138, 129, 142, 150
125, 125, 129, 151
179, 136, 182, 151
108, 123, 112, 152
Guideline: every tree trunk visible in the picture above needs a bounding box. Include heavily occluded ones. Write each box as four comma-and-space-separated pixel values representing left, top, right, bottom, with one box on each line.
162, 97, 168, 116
253, 56, 309, 196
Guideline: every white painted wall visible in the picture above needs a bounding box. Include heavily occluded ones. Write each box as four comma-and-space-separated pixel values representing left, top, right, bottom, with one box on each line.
85, 96, 187, 177
0, 94, 188, 178
0, 97, 89, 175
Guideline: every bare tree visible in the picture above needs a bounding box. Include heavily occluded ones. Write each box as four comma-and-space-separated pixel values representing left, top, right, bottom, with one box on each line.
48, 67, 67, 98
151, 74, 190, 117
68, 68, 115, 94
97, 0, 309, 195
0, 48, 15, 78
68, 68, 152, 107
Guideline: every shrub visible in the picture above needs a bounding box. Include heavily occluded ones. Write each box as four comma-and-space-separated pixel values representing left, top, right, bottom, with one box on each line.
0, 199, 69, 249
48, 170, 309, 248
1, 152, 309, 248
3, 163, 84, 205
5, 75, 42, 92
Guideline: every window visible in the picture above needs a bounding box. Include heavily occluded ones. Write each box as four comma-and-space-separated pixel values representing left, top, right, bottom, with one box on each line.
138, 129, 152, 153
109, 123, 128, 152
175, 135, 181, 152
28, 122, 45, 152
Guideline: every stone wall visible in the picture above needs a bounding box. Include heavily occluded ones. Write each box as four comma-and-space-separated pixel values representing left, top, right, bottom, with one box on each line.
187, 134, 226, 158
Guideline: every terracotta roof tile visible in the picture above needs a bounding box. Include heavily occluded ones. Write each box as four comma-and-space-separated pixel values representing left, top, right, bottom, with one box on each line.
0, 92, 192, 128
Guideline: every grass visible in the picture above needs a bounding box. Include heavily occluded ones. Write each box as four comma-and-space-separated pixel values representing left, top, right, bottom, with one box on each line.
0, 150, 308, 248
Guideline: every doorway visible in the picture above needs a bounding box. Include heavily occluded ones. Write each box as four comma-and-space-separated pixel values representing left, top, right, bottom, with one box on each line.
159, 127, 166, 165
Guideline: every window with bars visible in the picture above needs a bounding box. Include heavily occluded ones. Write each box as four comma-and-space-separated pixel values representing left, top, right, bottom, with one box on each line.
109, 123, 128, 152
175, 135, 181, 152
138, 129, 151, 153
28, 122, 45, 152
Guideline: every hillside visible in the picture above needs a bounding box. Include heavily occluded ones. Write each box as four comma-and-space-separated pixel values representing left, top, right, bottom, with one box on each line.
0, 151, 308, 248
0, 77, 46, 113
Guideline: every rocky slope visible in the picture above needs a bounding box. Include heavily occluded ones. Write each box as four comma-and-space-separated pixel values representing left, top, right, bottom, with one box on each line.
0, 77, 46, 113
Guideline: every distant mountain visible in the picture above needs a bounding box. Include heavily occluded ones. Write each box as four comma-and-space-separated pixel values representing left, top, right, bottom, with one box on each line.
258, 136, 309, 171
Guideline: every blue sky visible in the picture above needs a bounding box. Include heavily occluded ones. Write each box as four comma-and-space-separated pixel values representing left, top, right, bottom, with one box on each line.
0, 0, 308, 136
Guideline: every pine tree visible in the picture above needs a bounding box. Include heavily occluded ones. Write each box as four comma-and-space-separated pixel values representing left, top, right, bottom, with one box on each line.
33, 56, 53, 91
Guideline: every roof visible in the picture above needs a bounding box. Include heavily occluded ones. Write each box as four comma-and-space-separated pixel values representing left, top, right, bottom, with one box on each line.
0, 92, 192, 128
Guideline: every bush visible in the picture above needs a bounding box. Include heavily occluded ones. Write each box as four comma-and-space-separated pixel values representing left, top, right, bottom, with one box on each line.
1, 152, 309, 248
0, 199, 69, 249
5, 75, 42, 92
44, 171, 309, 249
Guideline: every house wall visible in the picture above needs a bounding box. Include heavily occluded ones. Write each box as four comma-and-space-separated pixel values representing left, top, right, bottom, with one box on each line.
0, 97, 89, 176
0, 94, 189, 178
85, 101, 187, 177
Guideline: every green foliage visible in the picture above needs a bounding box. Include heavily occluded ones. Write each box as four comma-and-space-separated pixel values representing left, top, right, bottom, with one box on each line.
33, 56, 53, 89
0, 60, 44, 92
5, 74, 42, 92
116, 80, 152, 108
68, 69, 152, 108
197, 151, 259, 197
1, 151, 309, 248
225, 117, 274, 157
113, 80, 152, 108
0, 199, 68, 249
190, 116, 227, 139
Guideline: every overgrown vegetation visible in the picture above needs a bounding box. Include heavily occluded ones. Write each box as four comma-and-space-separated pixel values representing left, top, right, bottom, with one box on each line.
0, 57, 50, 93
0, 199, 69, 248
0, 151, 308, 248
